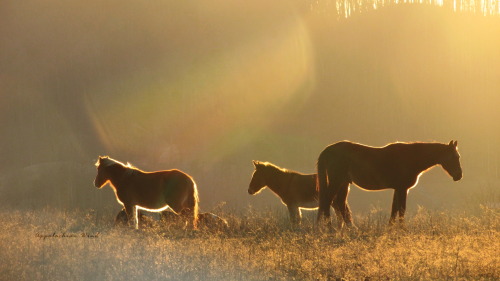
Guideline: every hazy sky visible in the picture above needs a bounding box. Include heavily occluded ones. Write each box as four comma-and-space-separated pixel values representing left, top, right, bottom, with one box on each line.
1, 0, 499, 215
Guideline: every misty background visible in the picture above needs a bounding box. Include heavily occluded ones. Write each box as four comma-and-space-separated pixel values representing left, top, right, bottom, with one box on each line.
1, 0, 499, 218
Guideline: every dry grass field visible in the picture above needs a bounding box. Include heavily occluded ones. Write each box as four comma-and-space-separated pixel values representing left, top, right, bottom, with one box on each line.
1, 204, 498, 281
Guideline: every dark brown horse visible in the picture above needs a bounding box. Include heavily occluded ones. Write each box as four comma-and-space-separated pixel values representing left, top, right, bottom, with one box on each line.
94, 156, 199, 229
316, 141, 463, 228
249, 160, 340, 225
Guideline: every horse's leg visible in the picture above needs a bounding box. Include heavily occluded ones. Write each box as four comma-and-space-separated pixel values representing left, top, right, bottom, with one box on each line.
115, 209, 128, 226
344, 202, 354, 228
160, 210, 184, 228
389, 191, 398, 225
389, 189, 403, 225
397, 188, 409, 224
335, 182, 355, 229
328, 186, 344, 230
124, 204, 138, 229
137, 210, 146, 228
177, 208, 193, 229
331, 202, 344, 230
287, 205, 301, 226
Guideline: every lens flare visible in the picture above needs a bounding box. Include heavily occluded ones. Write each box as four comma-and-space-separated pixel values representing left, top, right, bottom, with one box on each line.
85, 6, 314, 164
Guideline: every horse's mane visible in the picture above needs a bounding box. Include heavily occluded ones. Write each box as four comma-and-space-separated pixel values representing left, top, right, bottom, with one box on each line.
383, 140, 452, 147
96, 156, 138, 170
255, 161, 297, 175
384, 141, 450, 152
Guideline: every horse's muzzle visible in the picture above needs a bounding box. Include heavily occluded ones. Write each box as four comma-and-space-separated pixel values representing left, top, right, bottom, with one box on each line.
453, 174, 462, 181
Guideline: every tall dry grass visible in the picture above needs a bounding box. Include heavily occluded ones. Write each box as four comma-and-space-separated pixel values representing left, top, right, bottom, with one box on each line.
0, 205, 498, 280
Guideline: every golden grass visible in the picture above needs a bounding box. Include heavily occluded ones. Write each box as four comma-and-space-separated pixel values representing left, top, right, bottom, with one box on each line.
1, 206, 498, 280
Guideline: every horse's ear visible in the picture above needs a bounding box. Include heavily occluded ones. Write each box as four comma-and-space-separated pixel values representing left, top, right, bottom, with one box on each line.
252, 160, 258, 167
448, 140, 454, 146
453, 140, 458, 147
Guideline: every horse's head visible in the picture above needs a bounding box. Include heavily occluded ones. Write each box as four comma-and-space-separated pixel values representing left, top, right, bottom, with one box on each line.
94, 156, 112, 188
248, 160, 267, 195
440, 140, 462, 181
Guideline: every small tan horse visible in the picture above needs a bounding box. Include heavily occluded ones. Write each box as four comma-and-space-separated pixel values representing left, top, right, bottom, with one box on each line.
316, 140, 463, 229
94, 156, 199, 229
249, 160, 340, 225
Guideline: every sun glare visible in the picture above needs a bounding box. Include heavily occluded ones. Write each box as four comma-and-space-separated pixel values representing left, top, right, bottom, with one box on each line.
85, 3, 314, 164
332, 0, 498, 17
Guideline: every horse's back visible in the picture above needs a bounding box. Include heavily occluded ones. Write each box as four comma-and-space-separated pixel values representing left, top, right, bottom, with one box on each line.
318, 141, 385, 185
150, 169, 192, 180
158, 169, 197, 199
144, 169, 196, 191
320, 141, 399, 163
131, 169, 194, 193
321, 141, 375, 154
319, 141, 368, 168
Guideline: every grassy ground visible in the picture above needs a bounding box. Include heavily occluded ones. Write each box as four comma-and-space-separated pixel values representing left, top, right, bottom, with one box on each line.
0, 205, 498, 281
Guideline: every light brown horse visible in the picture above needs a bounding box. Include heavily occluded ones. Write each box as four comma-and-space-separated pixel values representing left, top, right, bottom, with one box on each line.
316, 140, 463, 229
94, 156, 199, 229
248, 160, 340, 225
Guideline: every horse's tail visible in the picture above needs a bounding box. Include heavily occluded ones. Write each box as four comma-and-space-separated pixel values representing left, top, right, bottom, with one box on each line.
316, 148, 333, 223
316, 152, 328, 194
190, 180, 200, 229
